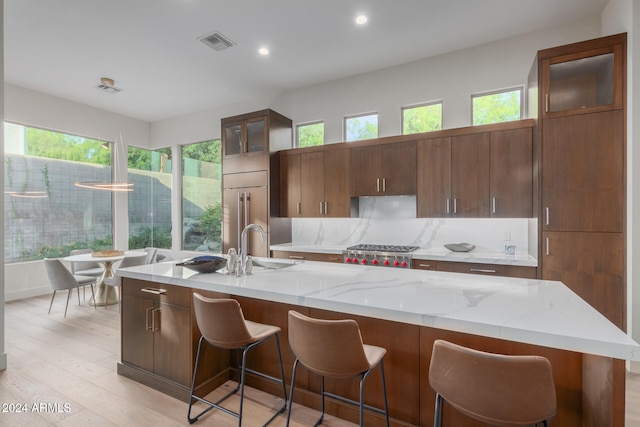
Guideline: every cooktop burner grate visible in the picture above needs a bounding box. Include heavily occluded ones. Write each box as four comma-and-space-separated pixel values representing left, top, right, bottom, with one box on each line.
346, 244, 419, 253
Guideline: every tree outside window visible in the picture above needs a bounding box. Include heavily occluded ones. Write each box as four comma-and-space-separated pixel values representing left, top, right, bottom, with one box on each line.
297, 122, 324, 147
472, 88, 522, 125
345, 113, 378, 142
402, 102, 443, 134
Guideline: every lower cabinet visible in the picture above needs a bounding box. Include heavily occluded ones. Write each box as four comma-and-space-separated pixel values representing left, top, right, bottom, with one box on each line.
413, 259, 537, 279
119, 279, 230, 401
271, 250, 343, 263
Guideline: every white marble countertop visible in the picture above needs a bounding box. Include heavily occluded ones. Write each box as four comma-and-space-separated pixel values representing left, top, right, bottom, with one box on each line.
270, 243, 538, 267
118, 259, 639, 361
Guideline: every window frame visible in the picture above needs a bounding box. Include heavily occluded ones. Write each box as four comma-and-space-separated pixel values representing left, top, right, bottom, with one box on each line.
401, 100, 443, 135
344, 112, 379, 142
471, 86, 524, 126
295, 121, 325, 148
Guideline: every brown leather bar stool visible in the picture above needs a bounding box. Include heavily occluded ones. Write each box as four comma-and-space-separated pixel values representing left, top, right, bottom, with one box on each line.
286, 310, 389, 427
188, 293, 287, 426
428, 339, 556, 427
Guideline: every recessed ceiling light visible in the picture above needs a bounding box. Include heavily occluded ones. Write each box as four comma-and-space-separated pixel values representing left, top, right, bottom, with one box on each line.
355, 15, 368, 25
259, 47, 270, 55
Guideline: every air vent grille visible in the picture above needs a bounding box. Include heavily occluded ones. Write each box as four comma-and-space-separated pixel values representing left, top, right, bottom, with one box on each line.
199, 31, 236, 51
95, 77, 122, 94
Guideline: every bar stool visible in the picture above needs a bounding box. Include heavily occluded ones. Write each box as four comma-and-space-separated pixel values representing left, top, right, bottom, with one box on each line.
286, 310, 389, 427
428, 339, 556, 427
188, 293, 287, 426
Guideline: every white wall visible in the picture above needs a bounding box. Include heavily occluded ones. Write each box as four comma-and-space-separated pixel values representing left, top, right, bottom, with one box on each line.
602, 0, 639, 371
1, 0, 7, 371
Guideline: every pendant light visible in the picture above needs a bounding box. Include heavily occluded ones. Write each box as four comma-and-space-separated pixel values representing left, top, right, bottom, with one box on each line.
74, 78, 133, 192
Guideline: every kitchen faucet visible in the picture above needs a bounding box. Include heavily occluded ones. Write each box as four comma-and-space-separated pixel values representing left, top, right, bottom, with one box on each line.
240, 223, 266, 275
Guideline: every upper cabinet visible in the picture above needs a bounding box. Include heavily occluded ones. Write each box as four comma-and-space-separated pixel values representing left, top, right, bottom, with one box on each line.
280, 148, 350, 218
221, 109, 292, 174
350, 141, 417, 196
539, 35, 624, 119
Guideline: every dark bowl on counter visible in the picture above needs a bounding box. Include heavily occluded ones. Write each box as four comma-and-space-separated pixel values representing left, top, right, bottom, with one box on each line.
176, 255, 227, 273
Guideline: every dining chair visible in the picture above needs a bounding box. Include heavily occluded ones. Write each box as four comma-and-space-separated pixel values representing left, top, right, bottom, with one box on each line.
44, 258, 96, 317
188, 293, 287, 426
286, 310, 389, 427
69, 248, 104, 300
103, 253, 148, 311
428, 339, 556, 427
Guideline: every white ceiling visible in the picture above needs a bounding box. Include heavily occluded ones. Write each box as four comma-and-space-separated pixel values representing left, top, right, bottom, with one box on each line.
4, 0, 609, 123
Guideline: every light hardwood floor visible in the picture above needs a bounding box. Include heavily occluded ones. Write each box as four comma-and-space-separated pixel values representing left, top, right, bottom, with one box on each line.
2, 293, 640, 426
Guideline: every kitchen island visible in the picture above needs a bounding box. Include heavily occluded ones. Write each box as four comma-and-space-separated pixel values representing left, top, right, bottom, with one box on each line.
117, 259, 639, 427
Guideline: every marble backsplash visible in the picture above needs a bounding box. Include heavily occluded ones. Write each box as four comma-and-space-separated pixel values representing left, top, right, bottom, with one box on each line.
290, 196, 537, 257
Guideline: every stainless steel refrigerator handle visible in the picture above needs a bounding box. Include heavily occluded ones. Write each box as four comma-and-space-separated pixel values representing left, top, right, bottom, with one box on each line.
244, 192, 250, 231
237, 192, 242, 251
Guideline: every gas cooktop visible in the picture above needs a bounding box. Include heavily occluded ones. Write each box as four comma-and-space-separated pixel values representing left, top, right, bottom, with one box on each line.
342, 244, 419, 268
345, 244, 419, 253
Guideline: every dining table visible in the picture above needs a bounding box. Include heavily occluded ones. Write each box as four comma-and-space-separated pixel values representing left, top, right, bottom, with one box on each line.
63, 250, 148, 306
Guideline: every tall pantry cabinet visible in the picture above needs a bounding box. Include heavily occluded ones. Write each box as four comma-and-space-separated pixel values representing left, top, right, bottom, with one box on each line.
221, 109, 292, 257
530, 33, 626, 330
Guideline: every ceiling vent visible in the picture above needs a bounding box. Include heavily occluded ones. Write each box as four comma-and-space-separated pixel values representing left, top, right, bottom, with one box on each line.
199, 31, 236, 51
95, 77, 122, 94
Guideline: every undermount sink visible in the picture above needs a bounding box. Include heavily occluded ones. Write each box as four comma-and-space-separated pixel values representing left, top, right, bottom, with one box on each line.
250, 257, 302, 270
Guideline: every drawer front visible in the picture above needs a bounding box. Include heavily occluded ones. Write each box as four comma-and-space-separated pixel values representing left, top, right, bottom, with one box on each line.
437, 261, 537, 279
271, 250, 343, 263
122, 278, 192, 307
412, 259, 438, 270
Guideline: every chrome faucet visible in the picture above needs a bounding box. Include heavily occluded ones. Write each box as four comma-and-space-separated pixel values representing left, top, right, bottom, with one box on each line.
240, 223, 266, 275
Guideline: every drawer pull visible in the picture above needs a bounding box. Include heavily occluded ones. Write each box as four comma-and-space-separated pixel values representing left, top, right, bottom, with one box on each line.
327, 257, 340, 261
288, 255, 305, 260
141, 287, 167, 295
418, 264, 432, 268
469, 268, 497, 273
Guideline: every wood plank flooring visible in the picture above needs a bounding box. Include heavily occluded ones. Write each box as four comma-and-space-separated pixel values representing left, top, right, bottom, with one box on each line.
2, 293, 640, 426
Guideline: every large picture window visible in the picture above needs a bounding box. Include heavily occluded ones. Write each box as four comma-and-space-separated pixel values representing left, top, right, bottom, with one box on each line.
4, 123, 113, 262
181, 139, 222, 252
127, 146, 173, 250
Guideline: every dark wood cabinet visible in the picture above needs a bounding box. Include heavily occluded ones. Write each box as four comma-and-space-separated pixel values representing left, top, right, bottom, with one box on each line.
490, 128, 533, 218
221, 109, 292, 175
541, 111, 623, 233
271, 250, 343, 263
120, 281, 193, 389
280, 148, 350, 218
417, 134, 490, 217
350, 141, 416, 196
532, 33, 626, 329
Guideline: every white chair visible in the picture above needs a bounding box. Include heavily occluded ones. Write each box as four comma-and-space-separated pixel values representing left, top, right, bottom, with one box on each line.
45, 258, 96, 317
103, 253, 148, 310
143, 247, 158, 264
69, 248, 104, 277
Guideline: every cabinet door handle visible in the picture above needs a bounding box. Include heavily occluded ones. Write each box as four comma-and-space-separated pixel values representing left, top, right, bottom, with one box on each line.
145, 307, 153, 330
324, 201, 328, 215
376, 178, 380, 192
453, 198, 457, 214
546, 237, 550, 256
152, 308, 161, 332
469, 268, 497, 273
545, 94, 550, 113
382, 178, 387, 192
141, 287, 167, 295
319, 202, 324, 215
545, 207, 550, 226
296, 202, 301, 215
446, 198, 450, 215
237, 192, 243, 249
492, 197, 496, 214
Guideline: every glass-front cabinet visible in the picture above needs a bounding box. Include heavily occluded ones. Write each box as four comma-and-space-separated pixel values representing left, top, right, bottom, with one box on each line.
223, 117, 266, 157
539, 40, 624, 118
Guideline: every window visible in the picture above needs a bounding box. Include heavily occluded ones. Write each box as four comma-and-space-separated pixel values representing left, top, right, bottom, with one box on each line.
402, 102, 443, 134
472, 87, 523, 125
127, 146, 172, 250
297, 122, 324, 147
181, 139, 222, 252
3, 123, 113, 262
345, 113, 378, 142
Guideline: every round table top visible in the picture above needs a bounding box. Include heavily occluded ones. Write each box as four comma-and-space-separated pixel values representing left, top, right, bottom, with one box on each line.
63, 250, 147, 263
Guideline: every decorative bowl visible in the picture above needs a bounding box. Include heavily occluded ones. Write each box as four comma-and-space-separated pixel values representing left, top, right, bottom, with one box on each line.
444, 243, 476, 252
176, 255, 227, 273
